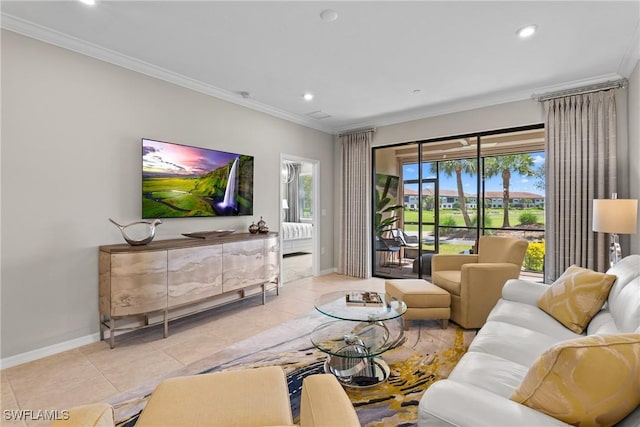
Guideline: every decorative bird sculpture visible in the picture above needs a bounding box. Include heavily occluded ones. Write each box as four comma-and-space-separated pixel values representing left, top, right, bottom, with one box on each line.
109, 218, 162, 246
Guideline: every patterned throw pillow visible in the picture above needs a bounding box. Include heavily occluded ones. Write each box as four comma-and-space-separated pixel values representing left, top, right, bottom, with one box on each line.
537, 265, 616, 334
511, 334, 640, 427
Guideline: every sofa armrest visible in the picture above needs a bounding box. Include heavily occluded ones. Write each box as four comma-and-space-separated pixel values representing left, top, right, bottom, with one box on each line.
461, 263, 521, 289
432, 254, 479, 272
419, 380, 570, 427
502, 279, 549, 306
456, 263, 522, 328
50, 403, 114, 427
299, 374, 359, 427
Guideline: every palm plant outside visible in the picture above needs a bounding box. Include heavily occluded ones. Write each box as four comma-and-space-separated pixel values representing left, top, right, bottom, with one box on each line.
484, 154, 536, 228
375, 175, 403, 237
430, 159, 477, 227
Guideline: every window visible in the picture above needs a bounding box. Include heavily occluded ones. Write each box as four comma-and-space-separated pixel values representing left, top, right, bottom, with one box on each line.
299, 173, 313, 220
372, 125, 545, 279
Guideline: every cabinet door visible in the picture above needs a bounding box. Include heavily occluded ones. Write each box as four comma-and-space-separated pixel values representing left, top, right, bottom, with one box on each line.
110, 252, 167, 316
264, 237, 280, 282
168, 245, 223, 308
223, 239, 265, 291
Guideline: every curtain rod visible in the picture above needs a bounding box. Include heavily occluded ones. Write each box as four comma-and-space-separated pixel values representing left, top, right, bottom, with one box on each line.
534, 79, 627, 102
337, 127, 376, 138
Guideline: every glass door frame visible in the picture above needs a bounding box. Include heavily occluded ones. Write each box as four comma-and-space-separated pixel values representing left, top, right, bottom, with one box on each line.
371, 123, 545, 279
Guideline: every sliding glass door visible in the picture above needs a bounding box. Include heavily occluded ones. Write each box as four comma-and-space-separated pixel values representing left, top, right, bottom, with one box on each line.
372, 125, 545, 279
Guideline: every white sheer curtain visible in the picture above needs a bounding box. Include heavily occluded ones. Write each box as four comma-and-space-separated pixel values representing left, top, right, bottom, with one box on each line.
339, 130, 373, 278
544, 90, 617, 281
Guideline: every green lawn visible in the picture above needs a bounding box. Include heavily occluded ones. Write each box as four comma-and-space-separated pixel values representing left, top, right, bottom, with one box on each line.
403, 208, 544, 231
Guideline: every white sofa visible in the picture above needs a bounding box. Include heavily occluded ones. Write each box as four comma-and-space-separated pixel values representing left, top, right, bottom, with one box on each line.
419, 254, 640, 426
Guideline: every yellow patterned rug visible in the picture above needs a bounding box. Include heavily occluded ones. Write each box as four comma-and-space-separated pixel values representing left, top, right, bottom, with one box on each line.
111, 311, 475, 427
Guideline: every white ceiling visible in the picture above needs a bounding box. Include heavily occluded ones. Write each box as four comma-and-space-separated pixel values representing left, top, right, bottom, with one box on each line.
2, 1, 639, 134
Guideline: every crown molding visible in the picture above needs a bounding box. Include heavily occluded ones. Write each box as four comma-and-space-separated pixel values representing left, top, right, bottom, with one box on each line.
1, 13, 334, 134
333, 72, 630, 135
331, 87, 535, 134
3, 13, 636, 137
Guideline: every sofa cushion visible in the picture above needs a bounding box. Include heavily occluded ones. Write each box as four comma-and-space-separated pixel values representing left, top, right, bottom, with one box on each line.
431, 270, 461, 296
606, 255, 640, 309
419, 381, 569, 427
511, 334, 640, 427
448, 352, 530, 398
537, 265, 616, 334
468, 321, 566, 367
609, 277, 640, 333
476, 235, 528, 265
136, 366, 294, 427
488, 299, 581, 341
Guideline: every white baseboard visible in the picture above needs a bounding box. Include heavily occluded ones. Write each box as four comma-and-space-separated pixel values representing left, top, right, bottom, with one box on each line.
1, 333, 101, 369
1, 270, 342, 369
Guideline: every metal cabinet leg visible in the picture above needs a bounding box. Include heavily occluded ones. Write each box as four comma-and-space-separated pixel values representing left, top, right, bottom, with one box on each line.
163, 310, 168, 338
99, 315, 105, 341
109, 318, 115, 349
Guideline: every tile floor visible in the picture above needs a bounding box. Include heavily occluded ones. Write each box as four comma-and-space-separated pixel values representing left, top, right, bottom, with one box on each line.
1, 273, 386, 426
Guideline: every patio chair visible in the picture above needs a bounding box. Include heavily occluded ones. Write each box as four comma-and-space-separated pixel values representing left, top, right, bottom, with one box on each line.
391, 228, 420, 248
375, 236, 402, 266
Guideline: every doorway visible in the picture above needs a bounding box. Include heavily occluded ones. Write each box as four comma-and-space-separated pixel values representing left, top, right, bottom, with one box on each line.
280, 154, 319, 283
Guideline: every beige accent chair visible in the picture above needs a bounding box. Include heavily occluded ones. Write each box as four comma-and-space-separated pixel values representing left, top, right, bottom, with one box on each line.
52, 366, 359, 427
431, 235, 528, 329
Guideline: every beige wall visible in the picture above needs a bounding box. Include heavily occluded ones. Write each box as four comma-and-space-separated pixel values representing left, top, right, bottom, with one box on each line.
372, 99, 543, 146
0, 31, 334, 359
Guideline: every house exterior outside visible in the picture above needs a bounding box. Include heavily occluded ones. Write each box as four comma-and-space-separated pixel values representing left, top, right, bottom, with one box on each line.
403, 188, 544, 210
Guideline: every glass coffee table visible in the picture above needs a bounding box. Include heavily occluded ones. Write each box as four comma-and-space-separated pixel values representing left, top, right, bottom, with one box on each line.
311, 290, 407, 388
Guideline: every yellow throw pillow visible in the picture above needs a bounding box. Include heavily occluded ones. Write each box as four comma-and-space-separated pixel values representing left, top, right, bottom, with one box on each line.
511, 334, 640, 427
537, 265, 616, 334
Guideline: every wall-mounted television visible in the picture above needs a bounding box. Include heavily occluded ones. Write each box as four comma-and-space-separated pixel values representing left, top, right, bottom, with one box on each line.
142, 138, 254, 218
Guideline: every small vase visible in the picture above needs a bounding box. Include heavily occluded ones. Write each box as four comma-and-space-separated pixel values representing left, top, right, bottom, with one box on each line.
248, 222, 259, 234
257, 216, 266, 229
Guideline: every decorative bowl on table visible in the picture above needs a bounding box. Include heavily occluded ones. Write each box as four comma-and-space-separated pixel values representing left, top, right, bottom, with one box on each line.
182, 230, 235, 239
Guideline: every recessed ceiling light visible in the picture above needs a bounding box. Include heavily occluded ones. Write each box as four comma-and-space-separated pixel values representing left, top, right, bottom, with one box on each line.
79, 0, 96, 5
516, 24, 537, 39
320, 9, 338, 22
413, 89, 422, 94
303, 93, 314, 101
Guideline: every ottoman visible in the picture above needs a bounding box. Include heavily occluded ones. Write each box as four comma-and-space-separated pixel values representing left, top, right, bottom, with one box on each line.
385, 279, 451, 329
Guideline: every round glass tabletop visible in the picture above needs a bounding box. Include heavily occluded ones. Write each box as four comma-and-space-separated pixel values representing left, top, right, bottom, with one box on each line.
314, 290, 407, 322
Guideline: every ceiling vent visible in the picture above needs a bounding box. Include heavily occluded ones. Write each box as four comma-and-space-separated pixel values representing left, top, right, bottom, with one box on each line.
306, 110, 331, 120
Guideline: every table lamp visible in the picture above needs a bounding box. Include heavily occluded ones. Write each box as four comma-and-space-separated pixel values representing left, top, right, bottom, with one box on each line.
592, 193, 638, 266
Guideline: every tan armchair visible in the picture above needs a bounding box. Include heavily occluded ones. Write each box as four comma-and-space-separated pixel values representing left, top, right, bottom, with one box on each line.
431, 236, 528, 329
52, 366, 360, 427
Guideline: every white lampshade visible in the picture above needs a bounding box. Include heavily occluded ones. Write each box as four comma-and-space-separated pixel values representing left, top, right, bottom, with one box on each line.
282, 199, 289, 209
592, 199, 638, 234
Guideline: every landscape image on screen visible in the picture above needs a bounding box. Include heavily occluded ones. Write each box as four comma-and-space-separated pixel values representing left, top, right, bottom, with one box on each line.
142, 138, 254, 218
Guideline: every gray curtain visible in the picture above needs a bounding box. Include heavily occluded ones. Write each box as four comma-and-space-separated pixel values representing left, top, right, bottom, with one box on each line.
285, 163, 300, 222
544, 90, 616, 281
339, 130, 373, 278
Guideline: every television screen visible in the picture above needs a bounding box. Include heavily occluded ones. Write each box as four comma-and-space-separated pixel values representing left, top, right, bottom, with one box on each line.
142, 138, 253, 218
